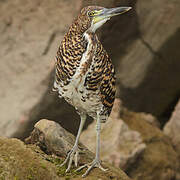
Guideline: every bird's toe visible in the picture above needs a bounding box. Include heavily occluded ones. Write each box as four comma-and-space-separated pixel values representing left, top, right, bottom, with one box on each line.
76, 158, 107, 177
60, 145, 80, 171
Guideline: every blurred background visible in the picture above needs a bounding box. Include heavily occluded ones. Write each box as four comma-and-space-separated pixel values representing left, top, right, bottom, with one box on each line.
0, 0, 180, 179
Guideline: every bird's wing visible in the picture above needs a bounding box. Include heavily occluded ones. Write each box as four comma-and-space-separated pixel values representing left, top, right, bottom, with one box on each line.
55, 35, 88, 86
99, 53, 116, 116
84, 41, 116, 115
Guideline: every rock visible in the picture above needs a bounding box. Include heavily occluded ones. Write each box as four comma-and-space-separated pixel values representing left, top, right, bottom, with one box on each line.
0, 137, 60, 180
164, 99, 180, 152
25, 119, 132, 180
80, 99, 146, 171
121, 108, 180, 180
138, 113, 160, 128
0, 0, 82, 138
25, 119, 94, 161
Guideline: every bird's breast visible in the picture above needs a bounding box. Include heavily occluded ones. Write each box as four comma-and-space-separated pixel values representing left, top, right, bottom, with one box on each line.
54, 32, 101, 115
56, 74, 101, 116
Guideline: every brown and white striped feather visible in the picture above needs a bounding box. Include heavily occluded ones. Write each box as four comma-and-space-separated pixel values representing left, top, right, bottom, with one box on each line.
54, 28, 115, 122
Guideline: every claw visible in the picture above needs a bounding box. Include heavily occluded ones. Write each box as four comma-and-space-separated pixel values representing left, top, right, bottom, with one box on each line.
60, 146, 79, 172
76, 158, 108, 177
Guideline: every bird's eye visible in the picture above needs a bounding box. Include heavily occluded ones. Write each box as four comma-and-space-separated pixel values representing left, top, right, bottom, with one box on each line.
88, 11, 96, 17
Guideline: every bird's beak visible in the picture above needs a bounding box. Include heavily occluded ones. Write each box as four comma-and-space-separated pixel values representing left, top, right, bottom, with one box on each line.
93, 7, 132, 24
102, 7, 132, 18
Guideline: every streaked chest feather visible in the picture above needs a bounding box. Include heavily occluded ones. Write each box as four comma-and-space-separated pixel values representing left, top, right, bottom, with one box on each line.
54, 32, 101, 113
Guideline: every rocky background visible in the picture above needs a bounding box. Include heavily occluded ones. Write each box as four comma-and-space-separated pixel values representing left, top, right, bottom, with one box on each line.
0, 0, 180, 179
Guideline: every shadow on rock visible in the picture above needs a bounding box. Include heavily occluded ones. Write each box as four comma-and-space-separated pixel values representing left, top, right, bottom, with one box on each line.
13, 70, 93, 140
120, 29, 180, 126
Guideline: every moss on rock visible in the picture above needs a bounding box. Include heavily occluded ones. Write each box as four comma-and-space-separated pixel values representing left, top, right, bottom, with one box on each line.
0, 137, 131, 180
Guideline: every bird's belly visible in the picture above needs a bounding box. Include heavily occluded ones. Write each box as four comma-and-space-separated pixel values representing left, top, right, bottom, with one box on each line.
58, 77, 101, 117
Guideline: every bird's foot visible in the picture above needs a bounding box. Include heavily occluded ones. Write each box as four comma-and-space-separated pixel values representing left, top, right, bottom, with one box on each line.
76, 158, 107, 178
60, 145, 79, 172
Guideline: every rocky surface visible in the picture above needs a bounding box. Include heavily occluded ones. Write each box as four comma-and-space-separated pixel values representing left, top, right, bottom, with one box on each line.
1, 116, 179, 180
0, 137, 60, 180
81, 99, 146, 171
164, 100, 180, 153
0, 0, 82, 138
121, 108, 180, 180
0, 137, 131, 180
23, 119, 131, 180
25, 119, 93, 160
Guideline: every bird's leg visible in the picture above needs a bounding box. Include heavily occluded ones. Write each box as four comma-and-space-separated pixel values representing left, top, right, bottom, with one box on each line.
76, 112, 107, 177
60, 113, 86, 172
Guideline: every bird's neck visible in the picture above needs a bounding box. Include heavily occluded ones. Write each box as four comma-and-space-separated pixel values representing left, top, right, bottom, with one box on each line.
67, 20, 96, 38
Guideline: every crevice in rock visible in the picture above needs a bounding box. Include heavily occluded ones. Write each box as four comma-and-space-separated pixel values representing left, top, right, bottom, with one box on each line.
159, 92, 180, 128
42, 31, 57, 55
140, 36, 164, 60
120, 29, 180, 118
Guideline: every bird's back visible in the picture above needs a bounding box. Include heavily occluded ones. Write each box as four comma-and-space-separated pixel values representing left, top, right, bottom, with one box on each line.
53, 25, 116, 121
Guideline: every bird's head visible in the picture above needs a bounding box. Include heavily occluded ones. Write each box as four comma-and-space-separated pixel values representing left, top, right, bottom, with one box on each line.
75, 6, 132, 34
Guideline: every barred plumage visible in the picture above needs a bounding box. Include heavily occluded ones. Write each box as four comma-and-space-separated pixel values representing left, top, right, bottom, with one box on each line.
52, 5, 131, 177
